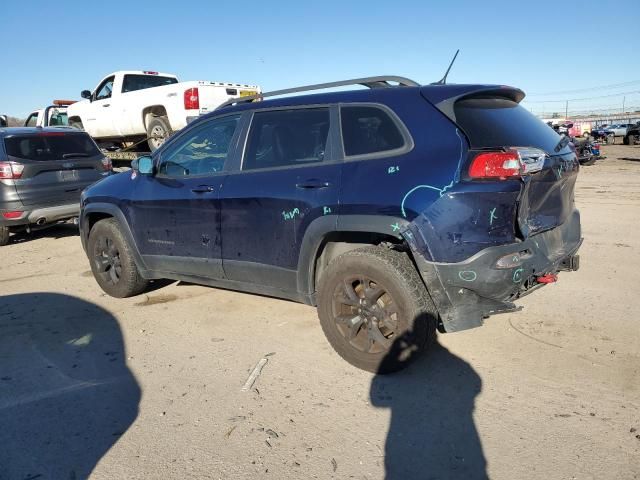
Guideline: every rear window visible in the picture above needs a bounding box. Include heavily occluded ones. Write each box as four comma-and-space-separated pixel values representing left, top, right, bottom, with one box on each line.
341, 106, 405, 156
122, 74, 178, 93
4, 133, 101, 161
454, 98, 566, 154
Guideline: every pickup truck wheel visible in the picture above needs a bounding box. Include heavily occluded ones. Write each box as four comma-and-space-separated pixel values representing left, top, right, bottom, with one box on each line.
147, 116, 172, 152
582, 132, 590, 138
0, 226, 10, 246
317, 246, 437, 374
623, 136, 629, 145
88, 218, 149, 298
70, 120, 84, 130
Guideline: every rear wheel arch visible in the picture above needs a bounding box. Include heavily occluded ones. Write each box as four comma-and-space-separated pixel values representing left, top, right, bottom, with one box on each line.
296, 215, 415, 299
142, 105, 170, 130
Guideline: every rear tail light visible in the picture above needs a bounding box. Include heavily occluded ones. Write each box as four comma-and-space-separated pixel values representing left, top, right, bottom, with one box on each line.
468, 147, 546, 180
2, 211, 23, 219
0, 162, 24, 179
101, 156, 112, 172
184, 87, 200, 110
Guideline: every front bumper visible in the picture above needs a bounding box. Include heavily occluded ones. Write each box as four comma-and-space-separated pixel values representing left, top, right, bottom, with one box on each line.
407, 210, 582, 332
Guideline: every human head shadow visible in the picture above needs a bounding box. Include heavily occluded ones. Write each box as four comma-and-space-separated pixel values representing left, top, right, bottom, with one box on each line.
371, 331, 487, 480
0, 293, 140, 479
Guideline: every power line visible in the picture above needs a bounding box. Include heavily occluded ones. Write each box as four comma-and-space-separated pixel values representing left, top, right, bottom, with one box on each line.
527, 80, 640, 96
523, 90, 640, 103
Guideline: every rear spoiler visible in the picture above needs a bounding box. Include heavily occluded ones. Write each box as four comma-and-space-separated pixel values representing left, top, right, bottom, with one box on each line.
420, 85, 525, 123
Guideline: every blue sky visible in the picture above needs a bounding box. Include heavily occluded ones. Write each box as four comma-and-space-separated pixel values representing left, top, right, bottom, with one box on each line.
2, 0, 638, 118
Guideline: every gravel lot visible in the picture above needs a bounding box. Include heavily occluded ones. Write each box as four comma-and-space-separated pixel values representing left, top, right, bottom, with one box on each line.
1, 145, 639, 480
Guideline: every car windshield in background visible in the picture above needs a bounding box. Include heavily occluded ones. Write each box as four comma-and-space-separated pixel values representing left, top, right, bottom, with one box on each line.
455, 97, 569, 155
4, 133, 101, 161
122, 74, 178, 93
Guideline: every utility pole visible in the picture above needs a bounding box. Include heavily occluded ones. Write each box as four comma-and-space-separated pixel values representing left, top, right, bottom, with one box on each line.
622, 96, 626, 114
565, 100, 568, 119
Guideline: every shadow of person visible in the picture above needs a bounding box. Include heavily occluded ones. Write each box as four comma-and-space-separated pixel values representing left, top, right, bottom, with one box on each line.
0, 293, 140, 480
371, 337, 486, 480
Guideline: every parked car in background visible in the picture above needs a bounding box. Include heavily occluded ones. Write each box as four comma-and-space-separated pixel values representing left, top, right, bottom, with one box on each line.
591, 125, 614, 143
607, 124, 632, 137
66, 71, 261, 152
0, 127, 111, 246
624, 122, 640, 145
79, 76, 582, 373
23, 100, 75, 127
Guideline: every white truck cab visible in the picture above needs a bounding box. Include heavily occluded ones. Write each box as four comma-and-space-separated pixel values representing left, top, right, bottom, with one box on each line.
66, 71, 261, 151
24, 100, 75, 127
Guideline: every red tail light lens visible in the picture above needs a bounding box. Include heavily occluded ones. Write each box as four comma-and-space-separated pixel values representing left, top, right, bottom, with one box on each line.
0, 162, 24, 179
101, 156, 112, 172
184, 87, 200, 110
469, 152, 521, 179
2, 211, 23, 219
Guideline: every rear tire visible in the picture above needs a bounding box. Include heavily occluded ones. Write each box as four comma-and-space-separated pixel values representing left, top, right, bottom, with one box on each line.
87, 218, 149, 298
0, 226, 10, 246
623, 136, 629, 145
317, 246, 437, 374
147, 116, 172, 152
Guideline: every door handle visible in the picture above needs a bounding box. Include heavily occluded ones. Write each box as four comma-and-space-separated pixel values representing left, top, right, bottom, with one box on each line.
191, 185, 215, 193
296, 180, 331, 189
102, 104, 110, 107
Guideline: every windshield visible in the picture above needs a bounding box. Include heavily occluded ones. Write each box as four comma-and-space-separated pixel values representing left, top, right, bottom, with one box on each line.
122, 74, 178, 93
4, 133, 101, 161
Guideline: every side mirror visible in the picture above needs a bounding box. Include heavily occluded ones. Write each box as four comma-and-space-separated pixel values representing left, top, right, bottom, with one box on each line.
133, 155, 154, 175
81, 90, 92, 100
0, 115, 7, 127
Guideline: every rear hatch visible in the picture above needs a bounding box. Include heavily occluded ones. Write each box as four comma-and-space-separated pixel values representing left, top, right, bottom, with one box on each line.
423, 87, 579, 239
3, 131, 107, 206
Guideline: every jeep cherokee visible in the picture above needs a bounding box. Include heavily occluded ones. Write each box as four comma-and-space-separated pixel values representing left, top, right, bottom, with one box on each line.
79, 76, 581, 373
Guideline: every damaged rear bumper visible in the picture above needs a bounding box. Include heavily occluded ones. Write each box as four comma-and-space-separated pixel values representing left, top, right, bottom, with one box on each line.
407, 210, 582, 332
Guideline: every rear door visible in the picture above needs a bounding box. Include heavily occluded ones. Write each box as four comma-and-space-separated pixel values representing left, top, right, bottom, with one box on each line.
3, 131, 106, 206
219, 106, 340, 292
452, 96, 579, 238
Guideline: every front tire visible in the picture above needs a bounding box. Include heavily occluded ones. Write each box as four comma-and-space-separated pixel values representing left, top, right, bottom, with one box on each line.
317, 246, 437, 374
146, 116, 172, 152
0, 226, 9, 246
87, 218, 149, 298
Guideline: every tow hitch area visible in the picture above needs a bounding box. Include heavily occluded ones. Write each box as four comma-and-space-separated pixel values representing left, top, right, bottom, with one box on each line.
536, 273, 558, 284
559, 254, 580, 272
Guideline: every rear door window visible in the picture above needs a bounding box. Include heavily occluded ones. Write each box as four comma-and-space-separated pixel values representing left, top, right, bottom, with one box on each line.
122, 74, 178, 93
454, 97, 569, 154
340, 105, 406, 157
243, 108, 331, 170
4, 133, 101, 161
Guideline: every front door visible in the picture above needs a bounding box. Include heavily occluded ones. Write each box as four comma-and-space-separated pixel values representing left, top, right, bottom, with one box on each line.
85, 76, 116, 138
130, 114, 242, 278
220, 107, 341, 293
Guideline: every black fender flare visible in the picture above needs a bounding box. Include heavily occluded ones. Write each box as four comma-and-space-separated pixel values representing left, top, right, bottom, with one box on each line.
296, 214, 411, 296
81, 202, 149, 275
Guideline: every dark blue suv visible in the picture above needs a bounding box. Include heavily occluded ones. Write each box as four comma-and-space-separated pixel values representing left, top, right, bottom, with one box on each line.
79, 76, 582, 373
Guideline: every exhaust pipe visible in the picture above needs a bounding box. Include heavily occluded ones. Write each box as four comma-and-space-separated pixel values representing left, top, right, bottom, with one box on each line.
35, 217, 47, 226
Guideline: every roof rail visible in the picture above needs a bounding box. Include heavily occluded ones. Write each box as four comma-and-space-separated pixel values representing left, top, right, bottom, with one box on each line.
216, 75, 420, 110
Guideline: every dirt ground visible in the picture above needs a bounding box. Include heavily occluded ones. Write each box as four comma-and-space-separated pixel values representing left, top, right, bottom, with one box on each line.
1, 145, 639, 480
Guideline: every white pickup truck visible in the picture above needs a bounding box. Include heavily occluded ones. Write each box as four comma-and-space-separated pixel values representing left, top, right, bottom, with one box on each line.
67, 71, 260, 151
